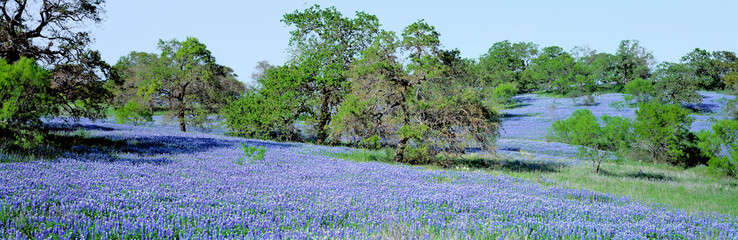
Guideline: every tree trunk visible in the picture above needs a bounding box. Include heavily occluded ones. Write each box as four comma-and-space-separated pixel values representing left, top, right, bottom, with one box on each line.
394, 137, 408, 162
178, 100, 187, 132
595, 157, 602, 174
316, 87, 331, 144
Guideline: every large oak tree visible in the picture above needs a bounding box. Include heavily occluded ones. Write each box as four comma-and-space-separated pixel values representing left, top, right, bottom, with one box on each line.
1, 0, 111, 120
281, 4, 380, 144
112, 37, 244, 132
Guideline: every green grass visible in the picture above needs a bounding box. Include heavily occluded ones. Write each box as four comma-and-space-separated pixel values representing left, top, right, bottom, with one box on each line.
328, 149, 738, 216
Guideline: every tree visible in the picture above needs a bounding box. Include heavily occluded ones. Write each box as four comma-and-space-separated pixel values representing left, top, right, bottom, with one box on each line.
249, 60, 274, 87
107, 51, 159, 123
224, 64, 313, 140
0, 57, 57, 149
697, 120, 738, 178
614, 39, 654, 85
623, 78, 654, 103
548, 109, 633, 173
113, 37, 244, 132
681, 48, 722, 90
523, 46, 595, 98
281, 4, 380, 144
333, 21, 499, 164
1, 0, 111, 120
476, 40, 538, 90
572, 45, 618, 86
651, 62, 703, 105
712, 51, 738, 92
634, 102, 703, 166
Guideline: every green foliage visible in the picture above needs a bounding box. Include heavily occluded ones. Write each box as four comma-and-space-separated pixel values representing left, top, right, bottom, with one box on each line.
237, 144, 267, 164
281, 4, 380, 144
651, 62, 704, 105
0, 58, 56, 149
549, 109, 602, 147
634, 102, 705, 166
492, 82, 519, 105
112, 38, 244, 132
600, 115, 636, 151
614, 39, 654, 84
724, 98, 738, 120
697, 120, 738, 178
476, 40, 538, 90
681, 48, 724, 90
549, 109, 634, 173
113, 101, 153, 126
522, 46, 598, 98
224, 65, 308, 141
1, 0, 111, 122
709, 51, 738, 92
623, 78, 654, 103
359, 135, 381, 150
334, 21, 500, 165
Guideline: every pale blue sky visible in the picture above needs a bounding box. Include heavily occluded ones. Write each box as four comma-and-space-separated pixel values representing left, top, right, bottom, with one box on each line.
91, 1, 737, 85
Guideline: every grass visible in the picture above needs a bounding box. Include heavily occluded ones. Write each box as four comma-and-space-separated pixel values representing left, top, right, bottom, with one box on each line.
328, 149, 738, 216
508, 161, 738, 216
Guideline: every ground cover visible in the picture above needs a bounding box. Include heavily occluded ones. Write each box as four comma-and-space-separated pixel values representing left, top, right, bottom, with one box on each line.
0, 119, 735, 239
1, 92, 737, 239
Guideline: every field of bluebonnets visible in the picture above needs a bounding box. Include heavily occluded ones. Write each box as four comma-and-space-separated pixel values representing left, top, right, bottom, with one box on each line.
1, 93, 737, 239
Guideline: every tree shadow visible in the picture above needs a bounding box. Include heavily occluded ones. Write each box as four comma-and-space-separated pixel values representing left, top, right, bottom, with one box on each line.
21, 122, 299, 165
600, 169, 675, 181
453, 157, 566, 173
47, 122, 117, 132
503, 102, 532, 110
500, 113, 537, 119
683, 103, 717, 114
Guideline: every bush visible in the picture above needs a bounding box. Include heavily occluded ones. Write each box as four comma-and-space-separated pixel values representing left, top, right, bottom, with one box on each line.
623, 78, 653, 103
492, 82, 519, 105
0, 58, 57, 150
549, 109, 602, 147
549, 109, 633, 173
237, 143, 267, 164
697, 120, 738, 178
634, 102, 705, 167
113, 101, 153, 126
724, 98, 738, 120
359, 135, 381, 150
223, 91, 301, 141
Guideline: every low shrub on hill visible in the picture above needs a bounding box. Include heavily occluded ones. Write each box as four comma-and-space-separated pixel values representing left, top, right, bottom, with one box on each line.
697, 120, 738, 178
634, 102, 707, 167
549, 109, 632, 173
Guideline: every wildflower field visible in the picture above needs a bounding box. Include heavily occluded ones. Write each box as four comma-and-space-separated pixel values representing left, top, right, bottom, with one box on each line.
1, 93, 737, 239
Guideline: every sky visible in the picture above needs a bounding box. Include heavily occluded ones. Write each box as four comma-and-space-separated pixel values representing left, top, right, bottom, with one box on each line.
90, 0, 738, 85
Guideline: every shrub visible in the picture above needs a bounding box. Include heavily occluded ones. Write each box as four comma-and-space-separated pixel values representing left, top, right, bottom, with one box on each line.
634, 102, 705, 167
224, 91, 301, 141
0, 58, 57, 150
724, 98, 738, 120
549, 109, 633, 173
238, 143, 267, 164
549, 109, 601, 147
113, 101, 153, 126
359, 135, 381, 150
623, 78, 653, 103
492, 82, 519, 105
697, 120, 738, 178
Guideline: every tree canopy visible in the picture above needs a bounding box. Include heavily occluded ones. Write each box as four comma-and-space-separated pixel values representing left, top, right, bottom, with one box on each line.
111, 37, 244, 132
1, 0, 111, 120
281, 4, 380, 144
332, 21, 499, 163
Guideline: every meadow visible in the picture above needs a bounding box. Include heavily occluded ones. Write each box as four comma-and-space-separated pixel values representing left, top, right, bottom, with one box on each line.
1, 93, 736, 239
